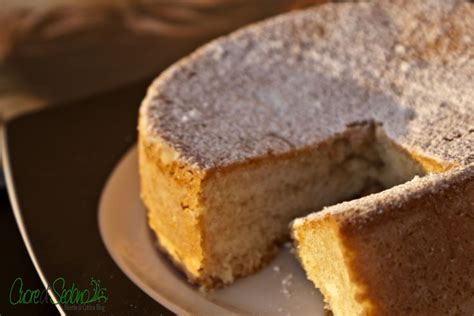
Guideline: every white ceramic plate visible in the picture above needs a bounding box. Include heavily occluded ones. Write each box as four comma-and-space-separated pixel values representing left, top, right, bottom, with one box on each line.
99, 147, 325, 315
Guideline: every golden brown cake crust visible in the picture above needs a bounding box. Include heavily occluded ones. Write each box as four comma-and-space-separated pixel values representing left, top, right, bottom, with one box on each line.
348, 166, 474, 314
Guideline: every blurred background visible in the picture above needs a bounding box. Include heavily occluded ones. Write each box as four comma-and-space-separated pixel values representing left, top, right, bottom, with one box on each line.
0, 0, 328, 122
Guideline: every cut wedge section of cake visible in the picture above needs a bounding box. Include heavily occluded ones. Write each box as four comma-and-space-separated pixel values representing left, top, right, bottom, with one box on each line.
291, 165, 474, 315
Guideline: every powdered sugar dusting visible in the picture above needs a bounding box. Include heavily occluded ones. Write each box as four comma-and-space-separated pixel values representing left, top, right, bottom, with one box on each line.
281, 273, 294, 298
141, 0, 474, 169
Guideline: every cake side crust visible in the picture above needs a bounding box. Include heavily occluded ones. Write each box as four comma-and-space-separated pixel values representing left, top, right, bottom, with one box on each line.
138, 123, 207, 283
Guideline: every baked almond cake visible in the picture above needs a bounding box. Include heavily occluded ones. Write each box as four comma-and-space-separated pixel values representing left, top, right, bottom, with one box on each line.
139, 0, 474, 314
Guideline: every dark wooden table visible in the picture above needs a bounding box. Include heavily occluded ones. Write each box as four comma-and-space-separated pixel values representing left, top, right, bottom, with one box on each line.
1, 80, 174, 315
0, 189, 57, 315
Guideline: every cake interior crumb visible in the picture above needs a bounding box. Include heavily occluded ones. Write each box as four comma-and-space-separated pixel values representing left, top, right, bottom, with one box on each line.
197, 122, 432, 284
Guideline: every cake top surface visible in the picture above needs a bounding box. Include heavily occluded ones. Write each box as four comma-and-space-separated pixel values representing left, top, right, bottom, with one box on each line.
141, 0, 474, 169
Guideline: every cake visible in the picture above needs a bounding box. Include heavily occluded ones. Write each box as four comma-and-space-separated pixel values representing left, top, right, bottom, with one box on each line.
138, 0, 474, 312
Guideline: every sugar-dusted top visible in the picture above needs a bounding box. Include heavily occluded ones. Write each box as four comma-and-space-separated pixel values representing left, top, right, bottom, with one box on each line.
140, 0, 474, 169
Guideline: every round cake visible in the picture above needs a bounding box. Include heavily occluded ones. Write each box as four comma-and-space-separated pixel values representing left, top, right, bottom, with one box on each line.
138, 0, 474, 314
